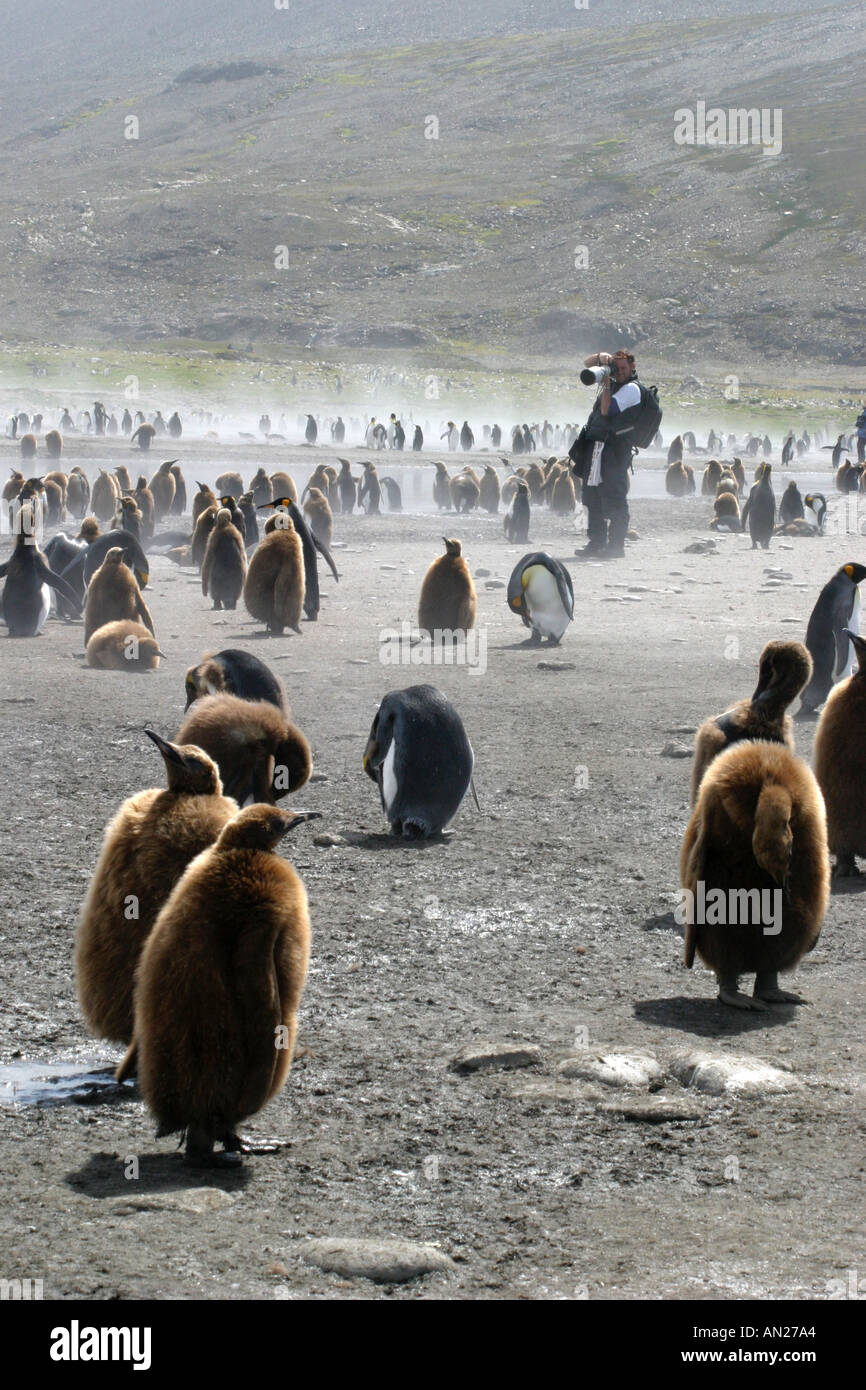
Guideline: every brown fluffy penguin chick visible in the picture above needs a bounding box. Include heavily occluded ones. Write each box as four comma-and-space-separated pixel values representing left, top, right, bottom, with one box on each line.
243, 520, 305, 635
701, 459, 723, 496
449, 471, 480, 513
86, 620, 165, 671
201, 508, 247, 610
117, 803, 319, 1167
690, 640, 813, 805
91, 469, 119, 522
192, 480, 217, 523
664, 460, 694, 496
134, 476, 155, 536
77, 516, 101, 544
418, 538, 477, 636
176, 693, 311, 804
191, 503, 218, 569
479, 464, 501, 513
269, 470, 297, 503
215, 470, 243, 499
44, 429, 63, 459
680, 741, 829, 1008
302, 486, 333, 548
551, 468, 576, 515
149, 460, 176, 519
813, 629, 866, 876
84, 547, 155, 643
709, 490, 741, 531
75, 731, 237, 1045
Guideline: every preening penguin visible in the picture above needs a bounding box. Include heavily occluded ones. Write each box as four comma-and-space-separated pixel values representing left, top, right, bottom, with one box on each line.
418, 537, 477, 637
176, 693, 311, 805
0, 507, 81, 636
507, 552, 574, 645
690, 640, 812, 804
680, 742, 829, 1008
75, 730, 237, 1045
117, 803, 319, 1167
201, 508, 247, 610
85, 620, 165, 671
798, 563, 866, 717
379, 476, 403, 512
814, 629, 866, 876
740, 464, 776, 549
131, 422, 156, 451
244, 513, 305, 635
363, 684, 477, 838
185, 649, 288, 714
84, 547, 155, 644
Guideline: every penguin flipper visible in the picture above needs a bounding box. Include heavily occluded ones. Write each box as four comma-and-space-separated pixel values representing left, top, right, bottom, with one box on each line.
554, 562, 575, 619
0, 560, 9, 579
233, 957, 282, 1118
135, 592, 157, 637
38, 559, 81, 610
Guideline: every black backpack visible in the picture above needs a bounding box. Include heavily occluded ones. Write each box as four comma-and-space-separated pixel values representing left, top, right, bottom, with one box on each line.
630, 383, 663, 450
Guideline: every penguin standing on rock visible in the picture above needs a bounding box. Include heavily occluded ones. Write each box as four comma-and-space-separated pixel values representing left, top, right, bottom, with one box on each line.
681, 742, 829, 1009
690, 640, 812, 804
797, 563, 866, 717
75, 730, 237, 1045
363, 685, 477, 839
813, 629, 866, 876
740, 464, 775, 549
116, 804, 320, 1167
507, 553, 574, 645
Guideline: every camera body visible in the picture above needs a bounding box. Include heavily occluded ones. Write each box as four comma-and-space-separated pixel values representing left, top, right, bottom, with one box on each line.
580, 365, 610, 387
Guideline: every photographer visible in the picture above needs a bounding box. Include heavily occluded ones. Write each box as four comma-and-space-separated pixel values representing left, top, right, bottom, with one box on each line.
571, 348, 643, 560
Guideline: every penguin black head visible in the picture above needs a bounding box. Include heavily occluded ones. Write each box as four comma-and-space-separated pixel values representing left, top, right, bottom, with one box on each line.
363, 706, 390, 785
258, 497, 292, 511
842, 563, 866, 586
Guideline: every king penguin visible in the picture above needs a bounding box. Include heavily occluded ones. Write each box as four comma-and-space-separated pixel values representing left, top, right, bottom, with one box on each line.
507, 552, 574, 645
363, 685, 477, 839
798, 563, 866, 717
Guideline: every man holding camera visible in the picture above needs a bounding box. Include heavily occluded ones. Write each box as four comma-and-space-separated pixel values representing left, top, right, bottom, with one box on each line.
571, 348, 642, 559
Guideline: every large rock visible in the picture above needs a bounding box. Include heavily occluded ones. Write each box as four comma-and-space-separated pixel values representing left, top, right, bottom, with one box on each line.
299, 1238, 455, 1283
449, 1042, 542, 1074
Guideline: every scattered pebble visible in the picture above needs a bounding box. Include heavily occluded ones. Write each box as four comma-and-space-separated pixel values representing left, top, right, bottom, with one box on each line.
537, 660, 576, 672
449, 1042, 542, 1074
299, 1238, 456, 1283
476, 568, 491, 577
599, 1097, 703, 1123
661, 742, 692, 758
313, 833, 347, 848
109, 1188, 236, 1216
485, 580, 505, 590
347, 659, 368, 666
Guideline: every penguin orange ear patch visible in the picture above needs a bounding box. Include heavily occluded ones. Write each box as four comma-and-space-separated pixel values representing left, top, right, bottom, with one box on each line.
845, 564, 854, 577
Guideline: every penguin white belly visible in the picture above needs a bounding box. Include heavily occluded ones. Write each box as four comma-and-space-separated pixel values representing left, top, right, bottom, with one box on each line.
840, 587, 861, 679
381, 741, 398, 815
525, 566, 570, 641
36, 583, 51, 634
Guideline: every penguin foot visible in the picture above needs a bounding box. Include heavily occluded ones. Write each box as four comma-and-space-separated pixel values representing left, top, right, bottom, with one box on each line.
185, 1127, 243, 1168
754, 972, 808, 1005
717, 986, 770, 1011
222, 1131, 281, 1156
832, 855, 860, 878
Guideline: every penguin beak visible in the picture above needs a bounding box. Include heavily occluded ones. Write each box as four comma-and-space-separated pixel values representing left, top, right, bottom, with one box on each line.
362, 738, 380, 782
144, 729, 184, 764
280, 811, 323, 834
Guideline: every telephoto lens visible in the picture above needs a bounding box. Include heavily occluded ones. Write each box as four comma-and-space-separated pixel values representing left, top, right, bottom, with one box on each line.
580, 365, 610, 386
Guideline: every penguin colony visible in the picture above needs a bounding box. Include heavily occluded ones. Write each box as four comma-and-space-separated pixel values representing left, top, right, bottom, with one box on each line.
0, 407, 861, 1170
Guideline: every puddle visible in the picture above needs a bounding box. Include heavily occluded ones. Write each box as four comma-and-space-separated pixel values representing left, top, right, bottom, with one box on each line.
0, 1059, 134, 1107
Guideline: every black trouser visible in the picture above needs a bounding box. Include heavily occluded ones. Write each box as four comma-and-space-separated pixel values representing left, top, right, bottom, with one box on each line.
583, 453, 631, 547
858, 436, 865, 463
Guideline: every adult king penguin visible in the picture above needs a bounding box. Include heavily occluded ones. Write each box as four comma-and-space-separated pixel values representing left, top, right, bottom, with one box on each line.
798, 563, 866, 717
507, 553, 574, 645
363, 685, 478, 839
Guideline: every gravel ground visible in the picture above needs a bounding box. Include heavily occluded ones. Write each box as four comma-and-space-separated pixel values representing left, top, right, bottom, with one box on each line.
0, 440, 863, 1301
